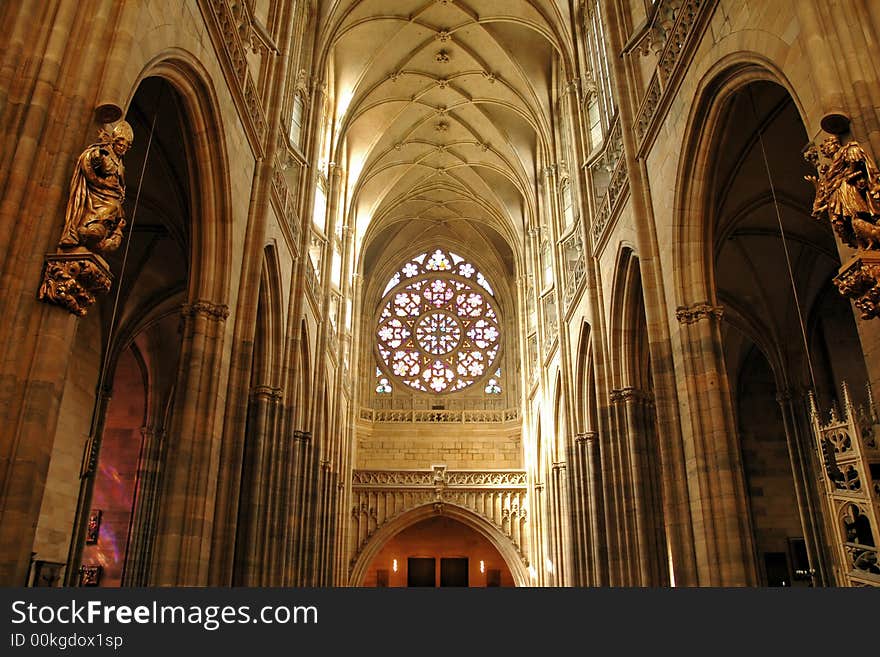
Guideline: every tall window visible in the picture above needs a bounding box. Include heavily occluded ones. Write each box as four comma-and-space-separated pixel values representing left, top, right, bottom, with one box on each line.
289, 94, 305, 148
585, 0, 615, 149
376, 249, 501, 394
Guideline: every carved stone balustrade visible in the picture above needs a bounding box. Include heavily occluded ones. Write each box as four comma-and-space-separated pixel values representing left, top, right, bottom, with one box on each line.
810, 383, 880, 587
358, 407, 518, 423
350, 466, 529, 569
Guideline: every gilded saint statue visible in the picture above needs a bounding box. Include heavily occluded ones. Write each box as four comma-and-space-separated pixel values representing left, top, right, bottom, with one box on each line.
805, 136, 880, 250
38, 120, 134, 316
58, 121, 134, 256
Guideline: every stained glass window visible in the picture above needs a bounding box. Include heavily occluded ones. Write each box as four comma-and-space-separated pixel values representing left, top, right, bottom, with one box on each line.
376, 249, 501, 394
375, 367, 392, 394
485, 368, 502, 394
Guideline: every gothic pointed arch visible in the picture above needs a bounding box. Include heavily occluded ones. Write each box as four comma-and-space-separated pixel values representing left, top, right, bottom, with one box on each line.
349, 503, 529, 587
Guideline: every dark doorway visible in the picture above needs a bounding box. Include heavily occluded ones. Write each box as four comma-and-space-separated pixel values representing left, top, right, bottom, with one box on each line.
407, 557, 435, 587
763, 552, 791, 587
440, 557, 468, 586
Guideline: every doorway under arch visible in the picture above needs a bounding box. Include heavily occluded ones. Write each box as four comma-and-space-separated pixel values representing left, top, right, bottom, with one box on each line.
350, 504, 529, 587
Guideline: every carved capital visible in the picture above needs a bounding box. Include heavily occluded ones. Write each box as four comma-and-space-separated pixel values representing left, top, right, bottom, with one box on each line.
574, 431, 598, 446
833, 254, 880, 319
675, 302, 724, 324
181, 300, 230, 321
251, 385, 283, 401
38, 250, 112, 316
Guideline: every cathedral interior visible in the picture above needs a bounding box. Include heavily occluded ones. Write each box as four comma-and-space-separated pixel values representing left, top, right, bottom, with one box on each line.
1, 0, 880, 588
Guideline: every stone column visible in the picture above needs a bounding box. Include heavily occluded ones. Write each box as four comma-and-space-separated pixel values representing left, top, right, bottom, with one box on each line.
122, 424, 163, 586
0, 0, 129, 586
550, 461, 572, 586
150, 300, 230, 586
794, 1, 880, 399
775, 388, 833, 587
64, 386, 111, 586
569, 433, 589, 585
620, 387, 668, 585
234, 384, 283, 586
675, 302, 757, 586
605, 389, 632, 585
290, 428, 317, 584
532, 481, 545, 586
583, 431, 606, 585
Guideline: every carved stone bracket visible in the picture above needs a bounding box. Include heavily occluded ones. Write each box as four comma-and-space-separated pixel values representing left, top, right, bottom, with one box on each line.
675, 301, 724, 324
610, 387, 653, 405
834, 254, 880, 320
574, 431, 598, 447
38, 250, 112, 316
251, 385, 283, 401
180, 300, 230, 321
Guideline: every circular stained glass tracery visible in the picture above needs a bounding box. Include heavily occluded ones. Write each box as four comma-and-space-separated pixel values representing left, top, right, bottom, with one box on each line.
376, 249, 501, 394
416, 312, 461, 355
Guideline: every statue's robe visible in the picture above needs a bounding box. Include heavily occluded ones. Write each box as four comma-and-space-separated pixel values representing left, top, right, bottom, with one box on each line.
59, 141, 126, 251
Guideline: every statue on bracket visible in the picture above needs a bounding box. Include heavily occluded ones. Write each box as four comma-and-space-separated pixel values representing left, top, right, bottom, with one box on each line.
805, 135, 880, 319
59, 121, 133, 255
806, 136, 880, 249
38, 120, 134, 316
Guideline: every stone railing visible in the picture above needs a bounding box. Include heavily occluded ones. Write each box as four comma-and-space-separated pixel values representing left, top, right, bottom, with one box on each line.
589, 117, 628, 246
350, 465, 529, 566
358, 407, 518, 423
561, 230, 586, 305
270, 159, 300, 253
200, 0, 269, 156
527, 334, 538, 384
629, 0, 715, 151
542, 293, 558, 355
304, 256, 319, 300
810, 384, 880, 587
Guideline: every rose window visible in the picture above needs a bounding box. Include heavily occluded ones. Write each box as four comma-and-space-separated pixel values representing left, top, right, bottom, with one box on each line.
416, 312, 461, 354
376, 249, 501, 394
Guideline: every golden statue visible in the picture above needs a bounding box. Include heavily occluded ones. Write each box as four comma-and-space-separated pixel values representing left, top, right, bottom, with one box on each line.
805, 136, 880, 250
38, 120, 133, 316
58, 121, 133, 255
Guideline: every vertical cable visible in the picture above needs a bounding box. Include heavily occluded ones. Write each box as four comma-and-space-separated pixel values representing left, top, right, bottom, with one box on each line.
747, 86, 819, 397
65, 85, 163, 585
88, 87, 164, 450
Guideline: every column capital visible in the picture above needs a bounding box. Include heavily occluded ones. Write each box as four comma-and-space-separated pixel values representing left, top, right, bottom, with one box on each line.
675, 301, 723, 325
610, 387, 652, 404
181, 300, 230, 321
574, 431, 598, 445
251, 385, 283, 401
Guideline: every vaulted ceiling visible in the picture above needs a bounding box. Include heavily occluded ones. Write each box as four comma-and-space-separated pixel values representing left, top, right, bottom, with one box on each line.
317, 0, 575, 281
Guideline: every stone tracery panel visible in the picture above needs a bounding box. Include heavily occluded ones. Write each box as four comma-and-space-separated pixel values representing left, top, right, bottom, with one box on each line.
375, 249, 502, 394
350, 466, 529, 571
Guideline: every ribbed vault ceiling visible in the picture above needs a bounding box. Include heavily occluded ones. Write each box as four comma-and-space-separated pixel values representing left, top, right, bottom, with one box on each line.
318, 0, 574, 278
